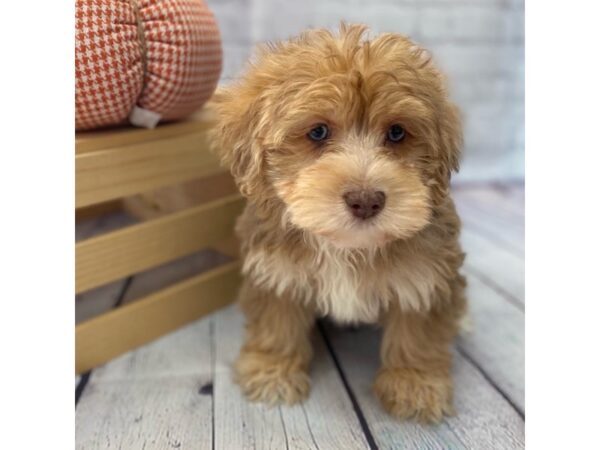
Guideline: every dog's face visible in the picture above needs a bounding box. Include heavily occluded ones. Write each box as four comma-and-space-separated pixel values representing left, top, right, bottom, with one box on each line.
213, 25, 462, 249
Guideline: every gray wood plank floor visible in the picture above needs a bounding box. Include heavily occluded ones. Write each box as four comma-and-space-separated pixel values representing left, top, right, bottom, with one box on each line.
76, 183, 525, 449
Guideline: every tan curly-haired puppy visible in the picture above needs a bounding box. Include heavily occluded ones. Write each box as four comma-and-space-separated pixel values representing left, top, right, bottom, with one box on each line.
211, 24, 467, 423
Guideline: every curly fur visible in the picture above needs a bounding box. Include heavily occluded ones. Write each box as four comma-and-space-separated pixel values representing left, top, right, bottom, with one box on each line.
211, 24, 467, 423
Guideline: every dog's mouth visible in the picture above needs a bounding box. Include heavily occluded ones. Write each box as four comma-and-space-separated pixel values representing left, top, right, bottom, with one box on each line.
315, 222, 394, 249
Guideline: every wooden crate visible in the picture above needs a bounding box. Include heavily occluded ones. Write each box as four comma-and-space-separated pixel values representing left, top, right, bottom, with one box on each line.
75, 106, 244, 374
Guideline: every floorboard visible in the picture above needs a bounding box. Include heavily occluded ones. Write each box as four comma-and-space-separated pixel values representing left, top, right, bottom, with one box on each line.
503, 183, 525, 208
456, 200, 524, 256
213, 305, 371, 450
454, 185, 524, 413
453, 185, 525, 223
461, 228, 524, 307
76, 318, 214, 450
457, 276, 524, 414
320, 322, 524, 450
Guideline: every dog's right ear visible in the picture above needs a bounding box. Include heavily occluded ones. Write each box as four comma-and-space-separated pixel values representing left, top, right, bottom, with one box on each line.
210, 86, 266, 197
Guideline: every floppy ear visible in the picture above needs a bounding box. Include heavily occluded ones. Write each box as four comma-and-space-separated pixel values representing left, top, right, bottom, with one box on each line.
210, 87, 266, 197
405, 39, 463, 178
439, 100, 463, 175
427, 99, 463, 206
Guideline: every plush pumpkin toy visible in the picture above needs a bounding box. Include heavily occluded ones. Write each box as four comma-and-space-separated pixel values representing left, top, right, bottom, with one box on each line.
75, 0, 222, 130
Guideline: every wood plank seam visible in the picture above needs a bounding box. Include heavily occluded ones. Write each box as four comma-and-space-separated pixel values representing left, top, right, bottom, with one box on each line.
445, 421, 467, 445
464, 265, 524, 312
300, 405, 320, 450
319, 319, 524, 448
456, 346, 524, 418
75, 371, 91, 407
456, 195, 524, 229
316, 321, 379, 450
461, 218, 523, 257
278, 407, 290, 450
210, 317, 216, 450
458, 275, 524, 414
212, 305, 372, 449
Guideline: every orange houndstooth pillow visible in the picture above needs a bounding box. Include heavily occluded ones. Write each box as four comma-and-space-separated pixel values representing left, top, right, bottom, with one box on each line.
76, 0, 222, 130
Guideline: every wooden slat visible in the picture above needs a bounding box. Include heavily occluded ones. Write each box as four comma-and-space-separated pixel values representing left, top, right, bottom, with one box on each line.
121, 250, 233, 304
76, 261, 241, 374
76, 211, 132, 323
122, 171, 238, 220
213, 305, 371, 450
321, 323, 525, 449
76, 318, 213, 449
76, 128, 224, 208
76, 106, 215, 154
76, 194, 244, 293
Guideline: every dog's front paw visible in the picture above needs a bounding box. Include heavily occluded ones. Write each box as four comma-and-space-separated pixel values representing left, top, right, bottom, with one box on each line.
374, 367, 454, 423
234, 350, 310, 406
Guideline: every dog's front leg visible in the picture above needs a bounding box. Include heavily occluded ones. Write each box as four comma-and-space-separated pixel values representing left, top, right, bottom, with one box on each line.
234, 280, 315, 405
374, 303, 459, 423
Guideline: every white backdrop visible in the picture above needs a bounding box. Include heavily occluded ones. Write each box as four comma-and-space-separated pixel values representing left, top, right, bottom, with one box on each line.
206, 0, 524, 182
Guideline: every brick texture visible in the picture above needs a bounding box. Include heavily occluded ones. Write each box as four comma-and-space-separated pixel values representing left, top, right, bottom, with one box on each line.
206, 0, 524, 181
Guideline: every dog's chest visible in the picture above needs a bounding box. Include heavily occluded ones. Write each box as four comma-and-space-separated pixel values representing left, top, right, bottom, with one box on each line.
310, 258, 383, 324
244, 247, 439, 324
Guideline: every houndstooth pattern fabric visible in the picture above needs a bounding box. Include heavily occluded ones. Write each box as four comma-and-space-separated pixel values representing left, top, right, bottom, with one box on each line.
76, 0, 222, 130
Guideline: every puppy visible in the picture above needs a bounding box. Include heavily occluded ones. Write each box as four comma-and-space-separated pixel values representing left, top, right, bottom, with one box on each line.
211, 24, 467, 423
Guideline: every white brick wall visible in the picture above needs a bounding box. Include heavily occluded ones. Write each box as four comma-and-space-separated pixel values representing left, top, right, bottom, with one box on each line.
207, 0, 524, 182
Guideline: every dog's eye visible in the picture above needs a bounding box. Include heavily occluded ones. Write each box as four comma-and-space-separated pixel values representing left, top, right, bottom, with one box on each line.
308, 124, 329, 142
387, 124, 406, 143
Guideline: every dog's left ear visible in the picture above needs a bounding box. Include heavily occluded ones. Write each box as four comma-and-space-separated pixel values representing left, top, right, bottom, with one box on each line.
439, 100, 463, 175
210, 86, 266, 198
407, 40, 462, 176
428, 99, 462, 205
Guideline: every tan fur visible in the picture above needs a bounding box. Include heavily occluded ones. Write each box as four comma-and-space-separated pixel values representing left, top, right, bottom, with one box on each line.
234, 280, 315, 405
211, 24, 467, 423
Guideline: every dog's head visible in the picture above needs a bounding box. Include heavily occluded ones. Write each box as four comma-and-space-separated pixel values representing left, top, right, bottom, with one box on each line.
212, 24, 462, 249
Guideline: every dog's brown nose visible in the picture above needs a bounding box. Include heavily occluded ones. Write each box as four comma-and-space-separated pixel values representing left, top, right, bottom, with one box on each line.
343, 190, 386, 220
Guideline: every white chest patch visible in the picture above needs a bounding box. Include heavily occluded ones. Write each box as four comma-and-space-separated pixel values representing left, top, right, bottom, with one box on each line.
311, 257, 381, 323
243, 246, 443, 324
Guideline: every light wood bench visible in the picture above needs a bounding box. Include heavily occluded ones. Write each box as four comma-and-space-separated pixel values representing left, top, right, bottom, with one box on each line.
75, 106, 244, 374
